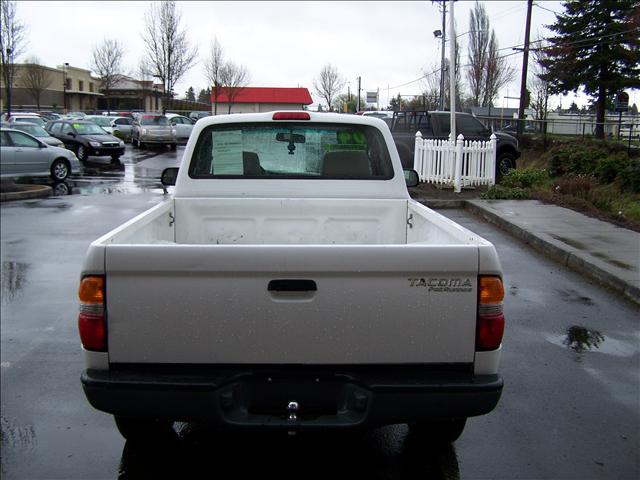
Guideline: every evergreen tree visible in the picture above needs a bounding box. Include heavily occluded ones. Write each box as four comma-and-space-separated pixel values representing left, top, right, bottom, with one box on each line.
540, 0, 640, 138
185, 86, 195, 101
197, 88, 211, 104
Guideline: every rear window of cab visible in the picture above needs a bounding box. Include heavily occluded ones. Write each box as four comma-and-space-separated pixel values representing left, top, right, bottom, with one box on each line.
188, 123, 393, 180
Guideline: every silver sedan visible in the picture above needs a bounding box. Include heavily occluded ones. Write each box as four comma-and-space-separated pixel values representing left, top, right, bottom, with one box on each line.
0, 128, 81, 181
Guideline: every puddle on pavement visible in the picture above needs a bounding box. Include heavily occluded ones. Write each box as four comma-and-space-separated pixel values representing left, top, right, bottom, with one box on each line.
562, 325, 605, 353
546, 326, 637, 358
1, 262, 29, 305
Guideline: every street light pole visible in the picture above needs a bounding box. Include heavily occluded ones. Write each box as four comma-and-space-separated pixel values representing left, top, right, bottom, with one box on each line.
439, 3, 446, 111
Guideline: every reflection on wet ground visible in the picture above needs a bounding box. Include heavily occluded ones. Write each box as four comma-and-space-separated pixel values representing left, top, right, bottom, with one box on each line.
13, 145, 179, 197
118, 425, 460, 480
1, 262, 29, 305
563, 325, 605, 353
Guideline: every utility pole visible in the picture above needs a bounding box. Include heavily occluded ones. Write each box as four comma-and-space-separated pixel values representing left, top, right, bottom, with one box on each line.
357, 76, 362, 112
517, 0, 533, 136
439, 1, 447, 111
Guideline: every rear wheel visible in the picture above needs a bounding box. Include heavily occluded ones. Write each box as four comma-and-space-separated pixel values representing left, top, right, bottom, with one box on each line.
496, 152, 516, 182
50, 159, 70, 181
408, 418, 467, 445
114, 416, 174, 441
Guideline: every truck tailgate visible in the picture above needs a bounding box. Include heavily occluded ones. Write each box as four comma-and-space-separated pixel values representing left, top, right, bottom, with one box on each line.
105, 244, 478, 365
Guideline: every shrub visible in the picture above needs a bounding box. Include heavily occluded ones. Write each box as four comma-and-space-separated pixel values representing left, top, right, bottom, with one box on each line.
553, 174, 595, 199
593, 152, 630, 184
548, 142, 607, 176
482, 185, 530, 199
618, 158, 640, 193
501, 168, 549, 188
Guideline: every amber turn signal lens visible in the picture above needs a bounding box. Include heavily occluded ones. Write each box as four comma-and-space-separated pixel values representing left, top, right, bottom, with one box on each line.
479, 276, 504, 304
79, 276, 104, 304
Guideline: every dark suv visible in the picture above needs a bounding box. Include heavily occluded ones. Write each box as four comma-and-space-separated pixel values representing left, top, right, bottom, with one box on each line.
47, 120, 125, 162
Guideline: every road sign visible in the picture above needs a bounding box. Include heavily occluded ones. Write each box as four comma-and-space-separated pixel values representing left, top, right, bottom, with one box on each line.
615, 91, 629, 112
366, 91, 378, 104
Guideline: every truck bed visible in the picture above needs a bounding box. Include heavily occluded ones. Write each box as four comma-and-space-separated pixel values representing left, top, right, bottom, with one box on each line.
86, 198, 496, 366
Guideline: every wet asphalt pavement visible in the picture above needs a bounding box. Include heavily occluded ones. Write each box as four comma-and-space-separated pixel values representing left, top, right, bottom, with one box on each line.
1, 145, 639, 479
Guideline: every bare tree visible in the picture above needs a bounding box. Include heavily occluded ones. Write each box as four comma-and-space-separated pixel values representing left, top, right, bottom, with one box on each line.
1, 0, 26, 115
465, 1, 514, 107
313, 63, 345, 111
220, 61, 249, 114
90, 38, 125, 112
140, 0, 197, 113
21, 56, 52, 110
482, 31, 515, 107
530, 35, 551, 134
466, 1, 490, 106
423, 41, 463, 111
204, 37, 225, 115
421, 63, 444, 111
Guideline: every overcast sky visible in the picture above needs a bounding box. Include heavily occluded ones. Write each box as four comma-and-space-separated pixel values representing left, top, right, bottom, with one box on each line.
15, 1, 640, 110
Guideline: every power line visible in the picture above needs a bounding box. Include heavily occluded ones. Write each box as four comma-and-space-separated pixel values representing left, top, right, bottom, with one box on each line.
533, 3, 561, 15
387, 24, 639, 94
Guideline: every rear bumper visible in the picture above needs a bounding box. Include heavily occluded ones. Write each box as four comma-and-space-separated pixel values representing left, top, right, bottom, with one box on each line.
82, 365, 503, 430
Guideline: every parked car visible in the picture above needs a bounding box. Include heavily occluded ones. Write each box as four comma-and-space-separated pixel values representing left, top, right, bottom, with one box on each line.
37, 112, 62, 122
110, 116, 134, 142
65, 111, 87, 120
46, 119, 125, 162
619, 123, 640, 139
188, 111, 211, 121
165, 113, 194, 141
7, 114, 46, 128
85, 115, 116, 135
8, 123, 65, 147
131, 114, 177, 150
361, 111, 394, 119
0, 127, 81, 181
499, 123, 537, 134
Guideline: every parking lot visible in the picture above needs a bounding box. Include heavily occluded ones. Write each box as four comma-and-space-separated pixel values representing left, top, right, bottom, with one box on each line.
1, 144, 638, 479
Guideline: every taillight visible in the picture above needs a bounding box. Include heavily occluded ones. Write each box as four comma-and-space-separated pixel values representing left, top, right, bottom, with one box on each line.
476, 276, 505, 351
78, 275, 107, 352
272, 112, 310, 120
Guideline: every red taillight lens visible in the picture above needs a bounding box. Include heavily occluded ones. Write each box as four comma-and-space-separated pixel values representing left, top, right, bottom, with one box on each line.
78, 276, 107, 352
79, 312, 107, 351
476, 276, 505, 351
476, 313, 505, 351
272, 112, 310, 120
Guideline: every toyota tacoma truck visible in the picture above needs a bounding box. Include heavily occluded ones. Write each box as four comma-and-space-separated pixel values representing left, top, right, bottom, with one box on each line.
387, 110, 520, 179
78, 111, 505, 443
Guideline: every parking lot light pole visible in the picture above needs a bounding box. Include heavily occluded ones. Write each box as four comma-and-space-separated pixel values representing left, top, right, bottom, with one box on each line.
63, 62, 69, 114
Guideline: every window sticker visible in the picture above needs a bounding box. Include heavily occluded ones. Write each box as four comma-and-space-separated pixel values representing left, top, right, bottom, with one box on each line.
212, 130, 243, 174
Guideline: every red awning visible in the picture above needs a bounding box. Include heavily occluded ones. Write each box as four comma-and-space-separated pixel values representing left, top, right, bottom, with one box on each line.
212, 87, 312, 105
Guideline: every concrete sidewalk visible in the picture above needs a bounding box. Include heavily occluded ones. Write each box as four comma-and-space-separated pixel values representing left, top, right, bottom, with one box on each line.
460, 200, 640, 305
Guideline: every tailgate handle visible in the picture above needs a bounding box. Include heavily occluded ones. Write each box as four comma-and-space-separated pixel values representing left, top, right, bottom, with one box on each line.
268, 279, 317, 292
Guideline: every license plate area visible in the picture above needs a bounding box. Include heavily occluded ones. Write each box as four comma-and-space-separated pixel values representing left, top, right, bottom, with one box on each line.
248, 376, 339, 417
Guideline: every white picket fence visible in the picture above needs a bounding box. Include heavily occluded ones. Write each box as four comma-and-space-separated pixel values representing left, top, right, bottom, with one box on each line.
414, 132, 497, 191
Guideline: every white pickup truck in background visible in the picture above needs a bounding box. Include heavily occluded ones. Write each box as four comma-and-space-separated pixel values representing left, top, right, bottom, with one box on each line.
78, 111, 505, 443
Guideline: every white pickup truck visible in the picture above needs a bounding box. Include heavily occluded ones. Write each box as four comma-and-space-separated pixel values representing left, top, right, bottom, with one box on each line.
78, 111, 505, 443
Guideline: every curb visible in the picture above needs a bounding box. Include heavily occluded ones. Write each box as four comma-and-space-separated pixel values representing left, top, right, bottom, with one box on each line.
0, 184, 52, 202
463, 200, 640, 306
